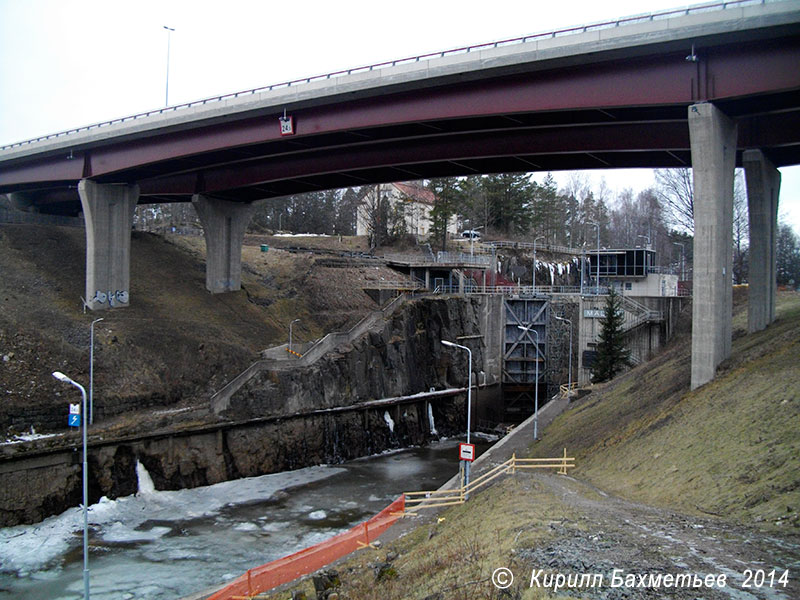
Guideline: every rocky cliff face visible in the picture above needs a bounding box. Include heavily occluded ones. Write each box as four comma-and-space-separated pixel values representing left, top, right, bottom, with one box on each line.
228, 296, 490, 420
0, 296, 491, 526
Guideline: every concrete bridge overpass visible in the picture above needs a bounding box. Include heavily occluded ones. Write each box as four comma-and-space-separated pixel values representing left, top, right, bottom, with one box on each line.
1, 0, 799, 389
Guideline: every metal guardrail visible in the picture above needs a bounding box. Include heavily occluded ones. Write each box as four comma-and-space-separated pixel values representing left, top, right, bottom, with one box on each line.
484, 240, 583, 256
384, 252, 492, 267
363, 280, 426, 290
559, 382, 579, 398
403, 450, 575, 515
0, 0, 767, 151
451, 285, 584, 296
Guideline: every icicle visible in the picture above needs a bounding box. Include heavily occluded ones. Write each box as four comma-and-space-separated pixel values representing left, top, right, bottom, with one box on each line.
383, 411, 395, 433
135, 460, 156, 495
427, 403, 438, 436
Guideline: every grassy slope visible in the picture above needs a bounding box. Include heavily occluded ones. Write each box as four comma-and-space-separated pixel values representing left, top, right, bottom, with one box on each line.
260, 293, 799, 600
265, 476, 568, 600
532, 291, 800, 529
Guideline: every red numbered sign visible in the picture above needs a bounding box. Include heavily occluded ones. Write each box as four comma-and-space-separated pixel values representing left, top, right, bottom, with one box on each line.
459, 443, 475, 462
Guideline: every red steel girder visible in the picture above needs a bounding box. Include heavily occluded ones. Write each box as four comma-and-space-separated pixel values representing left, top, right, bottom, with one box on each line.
1, 35, 799, 193
138, 121, 691, 195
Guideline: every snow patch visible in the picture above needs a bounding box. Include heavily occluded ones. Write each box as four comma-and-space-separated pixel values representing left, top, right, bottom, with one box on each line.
0, 464, 344, 576
308, 510, 327, 520
273, 233, 330, 237
102, 522, 171, 543
1, 429, 61, 446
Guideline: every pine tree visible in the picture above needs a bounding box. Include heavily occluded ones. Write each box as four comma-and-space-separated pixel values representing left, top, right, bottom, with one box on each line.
428, 177, 461, 251
591, 287, 631, 383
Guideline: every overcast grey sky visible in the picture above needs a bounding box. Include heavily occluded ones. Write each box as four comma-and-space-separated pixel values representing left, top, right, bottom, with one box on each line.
1, 0, 797, 231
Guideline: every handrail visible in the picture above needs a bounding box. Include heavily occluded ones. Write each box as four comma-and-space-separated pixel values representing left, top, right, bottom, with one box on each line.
210, 294, 409, 414
484, 240, 584, 256
0, 0, 765, 151
403, 450, 574, 514
559, 382, 579, 397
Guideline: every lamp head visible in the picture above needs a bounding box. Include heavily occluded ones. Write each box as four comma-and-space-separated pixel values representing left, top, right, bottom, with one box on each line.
52, 371, 71, 383
441, 340, 456, 348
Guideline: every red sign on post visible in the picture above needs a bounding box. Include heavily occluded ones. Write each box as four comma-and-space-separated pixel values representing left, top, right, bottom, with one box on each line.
459, 443, 475, 462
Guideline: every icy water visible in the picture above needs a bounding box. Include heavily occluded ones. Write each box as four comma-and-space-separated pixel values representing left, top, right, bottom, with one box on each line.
0, 438, 489, 600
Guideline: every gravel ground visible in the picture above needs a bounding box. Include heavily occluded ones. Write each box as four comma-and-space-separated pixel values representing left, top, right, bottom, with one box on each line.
516, 471, 799, 599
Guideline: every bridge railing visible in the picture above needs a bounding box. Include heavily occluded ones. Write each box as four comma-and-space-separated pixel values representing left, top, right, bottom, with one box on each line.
0, 0, 767, 151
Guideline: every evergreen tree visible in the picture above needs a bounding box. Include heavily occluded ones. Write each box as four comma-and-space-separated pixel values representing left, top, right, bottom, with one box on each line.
458, 175, 491, 233
428, 177, 461, 251
530, 173, 561, 242
482, 173, 533, 234
591, 287, 631, 383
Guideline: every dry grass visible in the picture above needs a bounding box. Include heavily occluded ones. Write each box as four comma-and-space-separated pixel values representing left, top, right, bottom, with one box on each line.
532, 291, 800, 529
0, 226, 394, 437
262, 475, 572, 600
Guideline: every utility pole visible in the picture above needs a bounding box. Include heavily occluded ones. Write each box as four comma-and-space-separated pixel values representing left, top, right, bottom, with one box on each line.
164, 26, 175, 106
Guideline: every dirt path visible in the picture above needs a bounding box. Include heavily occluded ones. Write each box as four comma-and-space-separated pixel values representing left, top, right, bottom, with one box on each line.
389, 399, 800, 600
517, 471, 800, 599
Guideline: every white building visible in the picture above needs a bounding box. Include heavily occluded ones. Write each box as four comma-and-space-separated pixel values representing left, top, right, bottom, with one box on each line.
355, 182, 458, 238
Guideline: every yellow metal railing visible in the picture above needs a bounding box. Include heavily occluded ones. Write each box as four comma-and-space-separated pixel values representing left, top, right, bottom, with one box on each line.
403, 449, 574, 515
559, 382, 579, 397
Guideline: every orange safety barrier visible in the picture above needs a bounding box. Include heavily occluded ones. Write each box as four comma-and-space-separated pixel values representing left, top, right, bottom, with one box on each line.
207, 495, 406, 600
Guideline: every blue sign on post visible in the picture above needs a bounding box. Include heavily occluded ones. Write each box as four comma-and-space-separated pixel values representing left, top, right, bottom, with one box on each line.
68, 403, 81, 428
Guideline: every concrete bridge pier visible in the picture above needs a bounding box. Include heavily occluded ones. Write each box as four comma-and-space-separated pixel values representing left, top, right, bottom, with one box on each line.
78, 179, 139, 310
192, 194, 255, 293
688, 103, 737, 390
743, 149, 781, 333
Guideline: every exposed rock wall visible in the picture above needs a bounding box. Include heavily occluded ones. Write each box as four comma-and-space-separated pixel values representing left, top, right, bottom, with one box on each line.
227, 296, 495, 420
0, 296, 497, 527
0, 396, 468, 527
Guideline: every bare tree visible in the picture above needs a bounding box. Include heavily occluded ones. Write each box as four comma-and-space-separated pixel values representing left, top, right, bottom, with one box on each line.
655, 168, 694, 233
732, 171, 749, 284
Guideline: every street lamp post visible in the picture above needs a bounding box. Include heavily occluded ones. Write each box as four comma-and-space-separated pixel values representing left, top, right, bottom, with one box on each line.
289, 318, 300, 354
163, 26, 175, 106
52, 371, 90, 600
469, 225, 484, 258
441, 340, 472, 490
673, 242, 685, 281
588, 221, 600, 295
517, 325, 540, 440
533, 235, 545, 294
89, 318, 103, 425
554, 315, 572, 398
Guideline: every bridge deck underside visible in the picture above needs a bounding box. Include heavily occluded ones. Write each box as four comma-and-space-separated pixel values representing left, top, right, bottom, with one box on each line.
2, 30, 799, 216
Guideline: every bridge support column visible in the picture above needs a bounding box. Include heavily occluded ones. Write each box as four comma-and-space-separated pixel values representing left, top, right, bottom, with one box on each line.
688, 103, 737, 389
743, 150, 781, 333
78, 180, 139, 310
192, 195, 255, 293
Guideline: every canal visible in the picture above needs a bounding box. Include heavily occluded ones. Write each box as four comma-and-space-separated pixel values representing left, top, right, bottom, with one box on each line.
0, 437, 491, 600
